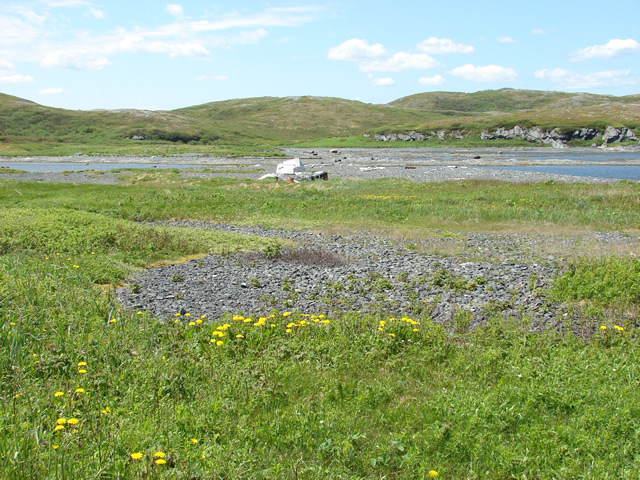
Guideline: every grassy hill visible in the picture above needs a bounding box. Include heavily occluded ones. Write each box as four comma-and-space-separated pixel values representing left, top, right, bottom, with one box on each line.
1, 89, 639, 155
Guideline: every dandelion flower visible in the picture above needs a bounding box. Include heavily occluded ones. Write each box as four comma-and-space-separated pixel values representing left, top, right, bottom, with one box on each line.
175, 313, 181, 317
185, 313, 191, 317
109, 318, 117, 324
600, 325, 607, 331
52, 445, 59, 450
191, 438, 199, 444
54, 391, 64, 398
155, 459, 166, 465
188, 322, 196, 326
429, 471, 438, 478
54, 425, 65, 432
77, 362, 87, 367
75, 388, 85, 394
130, 452, 143, 460
216, 340, 224, 346
615, 325, 624, 331
56, 418, 67, 425
196, 319, 203, 324
154, 451, 165, 458
286, 328, 292, 333
67, 418, 79, 426
283, 311, 291, 317
236, 334, 244, 338
136, 311, 143, 316
78, 369, 87, 374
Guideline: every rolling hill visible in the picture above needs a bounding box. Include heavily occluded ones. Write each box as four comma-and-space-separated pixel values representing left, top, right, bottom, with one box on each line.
1, 89, 639, 155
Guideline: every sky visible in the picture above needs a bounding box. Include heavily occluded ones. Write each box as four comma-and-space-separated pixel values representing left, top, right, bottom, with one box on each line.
0, 0, 639, 111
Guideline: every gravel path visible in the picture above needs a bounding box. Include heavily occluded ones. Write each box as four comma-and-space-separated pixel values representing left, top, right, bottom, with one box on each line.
116, 223, 640, 331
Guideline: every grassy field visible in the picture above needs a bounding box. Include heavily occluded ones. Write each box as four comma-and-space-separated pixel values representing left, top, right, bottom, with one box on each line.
1, 176, 640, 479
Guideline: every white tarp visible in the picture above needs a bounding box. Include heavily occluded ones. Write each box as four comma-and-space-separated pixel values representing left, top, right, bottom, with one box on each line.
276, 158, 306, 177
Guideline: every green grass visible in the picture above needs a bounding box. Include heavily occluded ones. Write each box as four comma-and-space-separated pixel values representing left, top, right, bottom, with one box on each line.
2, 178, 640, 478
2, 177, 639, 232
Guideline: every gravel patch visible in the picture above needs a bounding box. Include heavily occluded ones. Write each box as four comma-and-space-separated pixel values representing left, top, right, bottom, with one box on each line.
116, 223, 639, 330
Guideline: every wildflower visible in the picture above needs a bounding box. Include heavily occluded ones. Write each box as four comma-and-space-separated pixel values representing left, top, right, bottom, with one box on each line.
52, 445, 59, 450
389, 333, 396, 338
54, 425, 65, 432
154, 451, 165, 458
14, 394, 19, 399
196, 319, 203, 324
614, 325, 624, 331
216, 340, 224, 346
600, 325, 607, 331
185, 313, 191, 317
286, 328, 292, 333
54, 391, 64, 398
283, 311, 291, 317
175, 313, 181, 317
78, 369, 87, 374
9, 322, 16, 326
109, 318, 117, 324
236, 334, 244, 339
320, 320, 330, 324
155, 459, 166, 465
429, 470, 439, 477
130, 452, 143, 460
137, 311, 143, 316
75, 388, 86, 394
188, 322, 196, 326
56, 418, 67, 425
191, 438, 199, 444
211, 331, 225, 337
412, 328, 419, 332
67, 418, 79, 426
72, 265, 80, 269
77, 362, 87, 367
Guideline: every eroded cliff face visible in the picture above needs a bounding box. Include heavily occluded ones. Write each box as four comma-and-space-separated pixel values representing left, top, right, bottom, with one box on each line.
372, 126, 638, 148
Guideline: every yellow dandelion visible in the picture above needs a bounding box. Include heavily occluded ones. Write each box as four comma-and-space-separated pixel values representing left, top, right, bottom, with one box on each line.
412, 328, 419, 332
236, 334, 244, 338
389, 333, 396, 338
191, 438, 199, 444
78, 369, 87, 374
196, 319, 203, 324
54, 425, 65, 432
54, 391, 64, 398
52, 444, 59, 450
429, 470, 438, 478
154, 451, 165, 458
136, 311, 143, 316
600, 325, 607, 330
216, 340, 224, 346
75, 388, 86, 394
615, 325, 624, 331
77, 361, 87, 367
155, 459, 166, 465
67, 418, 79, 426
9, 322, 16, 326
130, 452, 143, 460
286, 328, 292, 333
109, 318, 117, 323
283, 311, 291, 317
188, 322, 196, 326
56, 418, 67, 425
185, 313, 191, 317
175, 312, 181, 317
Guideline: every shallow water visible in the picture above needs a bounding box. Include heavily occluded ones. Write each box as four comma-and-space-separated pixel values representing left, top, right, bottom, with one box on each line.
0, 162, 203, 173
475, 165, 640, 180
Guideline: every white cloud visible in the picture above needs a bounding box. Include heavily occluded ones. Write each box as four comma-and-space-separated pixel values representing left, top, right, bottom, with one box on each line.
0, 14, 41, 45
328, 38, 385, 61
367, 74, 394, 86
40, 50, 111, 70
419, 74, 445, 86
0, 59, 16, 70
497, 36, 517, 44
449, 64, 518, 82
166, 4, 183, 17
535, 68, 638, 89
89, 8, 104, 19
531, 28, 548, 35
572, 38, 640, 61
39, 87, 64, 94
40, 0, 89, 6
360, 52, 441, 72
0, 74, 35, 83
417, 37, 474, 54
196, 74, 229, 81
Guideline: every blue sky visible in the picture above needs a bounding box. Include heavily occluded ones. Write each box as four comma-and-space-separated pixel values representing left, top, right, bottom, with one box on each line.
0, 0, 639, 110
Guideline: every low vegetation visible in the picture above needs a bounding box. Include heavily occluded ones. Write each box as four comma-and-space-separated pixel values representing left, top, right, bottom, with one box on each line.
1, 89, 639, 155
1, 175, 639, 478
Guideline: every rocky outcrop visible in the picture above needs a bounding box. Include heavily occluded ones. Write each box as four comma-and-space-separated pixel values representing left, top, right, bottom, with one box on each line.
370, 125, 637, 148
602, 126, 638, 144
